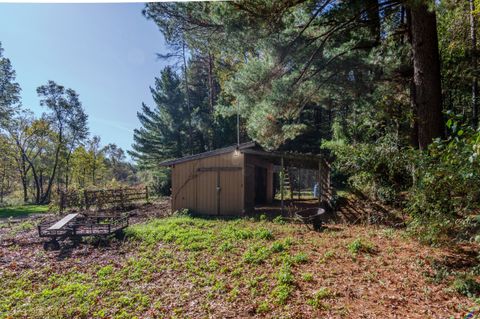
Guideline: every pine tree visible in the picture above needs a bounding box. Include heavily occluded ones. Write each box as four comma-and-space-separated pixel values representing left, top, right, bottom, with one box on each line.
130, 66, 190, 168
409, 1, 444, 149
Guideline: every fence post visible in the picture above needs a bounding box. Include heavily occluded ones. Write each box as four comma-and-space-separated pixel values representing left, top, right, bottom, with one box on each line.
145, 186, 149, 202
84, 190, 89, 210
120, 189, 125, 210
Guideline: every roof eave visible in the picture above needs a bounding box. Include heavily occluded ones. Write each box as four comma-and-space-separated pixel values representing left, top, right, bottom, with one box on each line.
159, 141, 257, 167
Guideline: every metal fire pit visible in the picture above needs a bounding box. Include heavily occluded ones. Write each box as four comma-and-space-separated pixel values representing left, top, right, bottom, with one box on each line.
294, 208, 325, 231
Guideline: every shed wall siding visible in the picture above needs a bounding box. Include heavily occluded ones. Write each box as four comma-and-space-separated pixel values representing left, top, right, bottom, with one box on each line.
171, 152, 244, 215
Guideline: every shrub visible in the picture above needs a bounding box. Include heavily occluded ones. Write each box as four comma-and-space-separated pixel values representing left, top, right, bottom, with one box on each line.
277, 264, 294, 285
406, 113, 480, 243
271, 284, 292, 305
243, 245, 271, 264
322, 131, 412, 204
325, 112, 480, 243
254, 228, 274, 240
292, 252, 309, 264
272, 215, 285, 224
302, 273, 314, 282
452, 275, 480, 298
347, 238, 375, 255
307, 287, 334, 309
256, 301, 270, 313
271, 241, 286, 253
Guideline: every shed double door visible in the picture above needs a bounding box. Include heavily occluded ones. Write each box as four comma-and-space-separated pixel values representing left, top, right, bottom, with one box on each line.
196, 167, 243, 215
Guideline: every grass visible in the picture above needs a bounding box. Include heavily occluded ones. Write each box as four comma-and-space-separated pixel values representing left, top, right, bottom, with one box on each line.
2, 215, 300, 318
0, 205, 49, 219
0, 214, 477, 318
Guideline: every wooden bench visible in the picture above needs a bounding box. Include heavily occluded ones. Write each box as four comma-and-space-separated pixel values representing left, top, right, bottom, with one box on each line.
47, 213, 79, 231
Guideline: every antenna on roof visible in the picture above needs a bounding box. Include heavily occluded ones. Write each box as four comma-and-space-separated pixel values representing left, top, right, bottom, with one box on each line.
236, 102, 240, 148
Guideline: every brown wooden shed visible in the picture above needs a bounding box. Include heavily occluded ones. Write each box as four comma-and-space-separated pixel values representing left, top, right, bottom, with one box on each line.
160, 142, 331, 216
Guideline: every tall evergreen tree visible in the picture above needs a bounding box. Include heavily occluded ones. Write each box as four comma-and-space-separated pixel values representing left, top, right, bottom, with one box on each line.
144, 1, 406, 150
130, 66, 190, 168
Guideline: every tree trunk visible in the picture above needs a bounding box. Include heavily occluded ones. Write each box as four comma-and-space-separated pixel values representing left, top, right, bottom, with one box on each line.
365, 0, 380, 46
19, 156, 29, 203
0, 164, 5, 203
470, 0, 478, 128
21, 149, 42, 204
40, 142, 61, 204
92, 153, 97, 186
65, 152, 72, 192
65, 171, 69, 192
208, 52, 215, 113
410, 78, 419, 148
33, 165, 41, 203
39, 171, 44, 201
207, 51, 215, 150
410, 1, 444, 149
182, 40, 193, 154
405, 8, 419, 148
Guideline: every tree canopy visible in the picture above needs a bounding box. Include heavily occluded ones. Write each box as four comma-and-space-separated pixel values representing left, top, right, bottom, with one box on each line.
135, 0, 480, 242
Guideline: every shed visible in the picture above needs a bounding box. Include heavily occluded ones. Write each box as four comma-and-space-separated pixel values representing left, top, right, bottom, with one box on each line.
160, 142, 331, 216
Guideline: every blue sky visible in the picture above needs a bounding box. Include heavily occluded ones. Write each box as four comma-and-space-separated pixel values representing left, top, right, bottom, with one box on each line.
0, 3, 168, 158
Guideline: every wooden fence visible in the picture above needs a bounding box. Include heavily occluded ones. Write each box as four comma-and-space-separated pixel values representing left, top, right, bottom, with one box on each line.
59, 186, 149, 213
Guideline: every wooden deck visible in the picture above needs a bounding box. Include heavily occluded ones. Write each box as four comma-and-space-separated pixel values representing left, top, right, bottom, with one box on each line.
254, 199, 321, 216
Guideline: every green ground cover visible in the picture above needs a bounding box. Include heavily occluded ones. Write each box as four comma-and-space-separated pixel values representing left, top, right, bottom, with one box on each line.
0, 205, 49, 219
0, 213, 477, 318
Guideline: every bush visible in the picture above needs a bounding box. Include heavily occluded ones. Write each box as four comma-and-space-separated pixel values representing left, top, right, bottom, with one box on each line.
452, 275, 480, 298
323, 132, 412, 204
406, 113, 480, 243
306, 287, 333, 309
302, 273, 314, 282
243, 245, 271, 264
325, 112, 480, 243
138, 168, 171, 196
347, 238, 375, 255
272, 215, 285, 224
254, 228, 274, 240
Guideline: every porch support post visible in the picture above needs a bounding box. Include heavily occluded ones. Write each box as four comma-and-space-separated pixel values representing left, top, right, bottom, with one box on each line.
297, 168, 301, 200
318, 160, 322, 205
280, 156, 284, 215
326, 160, 331, 204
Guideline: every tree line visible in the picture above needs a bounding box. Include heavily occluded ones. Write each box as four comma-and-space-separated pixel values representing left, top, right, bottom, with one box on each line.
131, 0, 480, 242
0, 43, 137, 205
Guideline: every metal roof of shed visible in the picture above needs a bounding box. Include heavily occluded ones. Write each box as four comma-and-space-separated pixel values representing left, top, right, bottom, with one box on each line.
159, 141, 327, 169
159, 141, 257, 166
